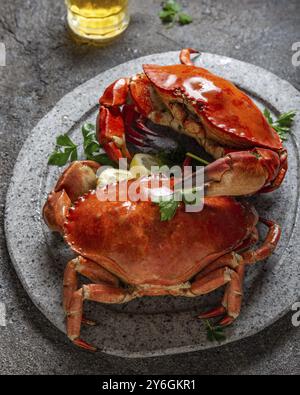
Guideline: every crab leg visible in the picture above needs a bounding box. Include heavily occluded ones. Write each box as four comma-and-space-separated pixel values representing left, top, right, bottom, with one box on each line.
122, 105, 153, 147
242, 218, 281, 264
199, 266, 246, 326
190, 267, 233, 295
195, 252, 242, 280
197, 254, 245, 324
218, 263, 245, 326
63, 256, 120, 313
259, 150, 288, 193
199, 218, 281, 325
67, 283, 133, 351
123, 105, 158, 137
236, 229, 259, 253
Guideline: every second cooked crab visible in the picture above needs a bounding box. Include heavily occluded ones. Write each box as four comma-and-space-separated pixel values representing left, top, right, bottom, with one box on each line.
97, 48, 287, 197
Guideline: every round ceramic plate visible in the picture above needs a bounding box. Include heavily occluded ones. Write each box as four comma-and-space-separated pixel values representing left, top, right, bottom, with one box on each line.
5, 51, 300, 357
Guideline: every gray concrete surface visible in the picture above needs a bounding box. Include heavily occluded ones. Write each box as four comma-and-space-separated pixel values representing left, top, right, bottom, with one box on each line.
0, 0, 299, 375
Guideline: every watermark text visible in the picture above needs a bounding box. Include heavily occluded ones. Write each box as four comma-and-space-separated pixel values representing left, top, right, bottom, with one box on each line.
292, 42, 300, 67
95, 161, 205, 213
292, 302, 300, 327
0, 43, 6, 66
0, 303, 6, 327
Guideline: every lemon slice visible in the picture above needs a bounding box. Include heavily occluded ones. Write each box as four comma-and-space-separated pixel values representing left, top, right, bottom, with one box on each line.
130, 154, 162, 178
96, 168, 133, 188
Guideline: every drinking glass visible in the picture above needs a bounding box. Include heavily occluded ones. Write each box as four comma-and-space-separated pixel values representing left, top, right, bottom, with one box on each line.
65, 0, 130, 44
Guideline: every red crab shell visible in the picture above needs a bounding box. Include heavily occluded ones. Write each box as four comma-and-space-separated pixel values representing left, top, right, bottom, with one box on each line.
64, 187, 258, 287
142, 64, 283, 151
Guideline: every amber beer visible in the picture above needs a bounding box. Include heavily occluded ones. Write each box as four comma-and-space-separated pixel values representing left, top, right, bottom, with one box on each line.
65, 0, 129, 43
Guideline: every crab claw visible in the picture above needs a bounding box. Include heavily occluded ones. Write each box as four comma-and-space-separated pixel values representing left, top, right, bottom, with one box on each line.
100, 78, 129, 107
130, 74, 157, 117
43, 190, 71, 233
98, 107, 131, 162
43, 161, 100, 233
204, 149, 285, 197
98, 77, 132, 162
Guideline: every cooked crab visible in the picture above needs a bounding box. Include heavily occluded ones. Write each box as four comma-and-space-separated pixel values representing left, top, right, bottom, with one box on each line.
97, 48, 287, 197
43, 161, 281, 351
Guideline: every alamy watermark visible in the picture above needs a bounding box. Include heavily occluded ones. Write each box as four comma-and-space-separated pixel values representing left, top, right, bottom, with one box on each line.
96, 160, 205, 213
292, 42, 300, 67
291, 302, 300, 327
0, 46, 7, 327
0, 43, 5, 66
0, 303, 6, 327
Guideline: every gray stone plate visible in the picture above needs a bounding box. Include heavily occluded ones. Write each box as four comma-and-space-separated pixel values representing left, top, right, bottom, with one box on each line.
5, 51, 300, 358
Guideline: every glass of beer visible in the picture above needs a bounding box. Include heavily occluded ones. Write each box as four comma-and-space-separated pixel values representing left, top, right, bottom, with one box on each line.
65, 0, 130, 44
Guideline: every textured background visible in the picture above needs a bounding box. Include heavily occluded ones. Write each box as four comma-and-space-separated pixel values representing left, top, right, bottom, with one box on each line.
0, 0, 299, 375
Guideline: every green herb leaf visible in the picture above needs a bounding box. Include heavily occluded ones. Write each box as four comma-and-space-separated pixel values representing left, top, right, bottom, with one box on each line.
48, 134, 78, 167
264, 108, 296, 141
178, 13, 193, 25
154, 196, 180, 221
204, 320, 226, 343
159, 10, 176, 23
82, 122, 96, 138
70, 149, 78, 162
82, 123, 116, 166
48, 148, 75, 167
56, 134, 76, 148
263, 108, 274, 125
159, 1, 192, 27
85, 141, 101, 155
48, 122, 116, 167
163, 0, 181, 13
93, 154, 117, 167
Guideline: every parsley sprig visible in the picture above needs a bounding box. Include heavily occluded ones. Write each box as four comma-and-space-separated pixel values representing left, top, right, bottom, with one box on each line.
48, 123, 115, 167
159, 0, 193, 26
153, 187, 203, 221
156, 196, 181, 222
204, 320, 226, 343
48, 134, 78, 166
82, 123, 116, 166
264, 108, 296, 141
153, 150, 209, 221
